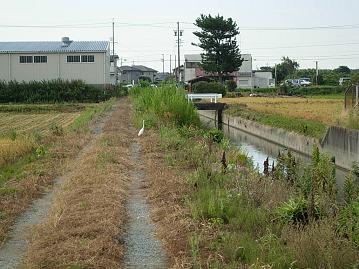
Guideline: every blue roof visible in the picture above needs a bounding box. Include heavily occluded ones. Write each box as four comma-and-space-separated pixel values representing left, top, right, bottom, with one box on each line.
0, 41, 109, 53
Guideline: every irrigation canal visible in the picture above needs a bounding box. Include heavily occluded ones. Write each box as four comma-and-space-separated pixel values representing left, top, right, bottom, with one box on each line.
199, 112, 348, 192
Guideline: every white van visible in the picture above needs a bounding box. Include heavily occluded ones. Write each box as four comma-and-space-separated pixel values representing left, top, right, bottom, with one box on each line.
339, 77, 351, 86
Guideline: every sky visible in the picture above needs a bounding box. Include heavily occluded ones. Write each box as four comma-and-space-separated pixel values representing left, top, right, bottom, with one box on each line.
1, 0, 359, 72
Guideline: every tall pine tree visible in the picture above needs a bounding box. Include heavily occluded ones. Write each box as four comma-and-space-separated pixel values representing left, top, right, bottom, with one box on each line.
193, 14, 243, 82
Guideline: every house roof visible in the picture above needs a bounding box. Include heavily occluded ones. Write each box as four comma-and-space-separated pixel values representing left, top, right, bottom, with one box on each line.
0, 41, 109, 53
119, 65, 158, 73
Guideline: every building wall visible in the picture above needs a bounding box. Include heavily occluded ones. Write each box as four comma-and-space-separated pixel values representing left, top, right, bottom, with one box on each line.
0, 52, 110, 85
184, 53, 253, 83
0, 54, 10, 81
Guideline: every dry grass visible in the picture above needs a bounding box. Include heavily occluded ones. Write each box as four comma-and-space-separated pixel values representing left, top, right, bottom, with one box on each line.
140, 130, 196, 268
0, 126, 90, 245
0, 103, 111, 246
23, 100, 133, 269
222, 97, 344, 126
0, 137, 37, 167
282, 220, 359, 269
0, 112, 81, 135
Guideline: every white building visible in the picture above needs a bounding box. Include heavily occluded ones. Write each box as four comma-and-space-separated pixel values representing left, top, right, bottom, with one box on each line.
0, 37, 111, 87
184, 54, 274, 88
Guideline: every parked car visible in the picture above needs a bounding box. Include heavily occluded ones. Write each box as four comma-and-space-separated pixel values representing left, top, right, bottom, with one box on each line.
299, 79, 312, 86
124, 84, 134, 89
285, 79, 301, 87
339, 77, 351, 86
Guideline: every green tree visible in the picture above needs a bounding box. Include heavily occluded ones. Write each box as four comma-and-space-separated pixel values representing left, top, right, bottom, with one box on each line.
193, 14, 243, 82
276, 57, 299, 82
351, 72, 359, 85
260, 66, 273, 72
335, 66, 351, 74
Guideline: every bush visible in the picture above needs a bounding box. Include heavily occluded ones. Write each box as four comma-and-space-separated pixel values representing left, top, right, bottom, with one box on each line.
337, 198, 359, 246
276, 197, 320, 224
192, 81, 226, 96
0, 79, 115, 103
131, 85, 200, 127
225, 80, 237, 92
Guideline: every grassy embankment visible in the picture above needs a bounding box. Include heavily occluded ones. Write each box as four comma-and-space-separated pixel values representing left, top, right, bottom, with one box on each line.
0, 99, 115, 244
223, 97, 358, 139
131, 85, 359, 268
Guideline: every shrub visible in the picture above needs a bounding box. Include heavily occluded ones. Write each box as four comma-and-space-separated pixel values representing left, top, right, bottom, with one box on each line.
337, 198, 359, 246
131, 85, 200, 127
276, 197, 320, 224
0, 79, 114, 103
208, 129, 224, 143
225, 80, 237, 92
192, 81, 226, 96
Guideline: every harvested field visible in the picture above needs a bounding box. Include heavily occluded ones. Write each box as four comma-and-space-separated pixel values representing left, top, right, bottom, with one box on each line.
0, 112, 81, 135
0, 137, 36, 168
0, 100, 114, 248
223, 97, 344, 126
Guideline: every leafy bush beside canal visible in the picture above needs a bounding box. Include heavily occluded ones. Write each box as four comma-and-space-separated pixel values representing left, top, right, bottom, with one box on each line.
130, 84, 200, 127
132, 84, 359, 268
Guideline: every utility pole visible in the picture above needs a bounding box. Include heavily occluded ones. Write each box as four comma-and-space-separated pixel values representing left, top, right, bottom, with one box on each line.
112, 19, 115, 56
174, 55, 177, 75
170, 55, 172, 74
112, 19, 117, 85
162, 54, 165, 74
315, 61, 319, 85
174, 22, 183, 82
274, 64, 277, 87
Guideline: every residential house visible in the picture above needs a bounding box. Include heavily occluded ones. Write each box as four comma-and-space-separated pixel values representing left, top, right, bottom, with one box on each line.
118, 65, 158, 84
184, 54, 273, 88
154, 72, 171, 83
110, 54, 119, 85
0, 37, 111, 87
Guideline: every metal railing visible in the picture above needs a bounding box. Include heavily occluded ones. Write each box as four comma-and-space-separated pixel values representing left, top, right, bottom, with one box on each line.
344, 84, 359, 109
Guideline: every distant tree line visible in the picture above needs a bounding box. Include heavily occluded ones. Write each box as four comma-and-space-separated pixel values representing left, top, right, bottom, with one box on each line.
260, 57, 359, 86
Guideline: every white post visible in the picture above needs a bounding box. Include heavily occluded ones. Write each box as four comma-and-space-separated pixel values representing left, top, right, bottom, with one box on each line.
356, 84, 359, 107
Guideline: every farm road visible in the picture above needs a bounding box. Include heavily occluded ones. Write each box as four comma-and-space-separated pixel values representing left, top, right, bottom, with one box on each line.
0, 98, 168, 268
0, 105, 114, 269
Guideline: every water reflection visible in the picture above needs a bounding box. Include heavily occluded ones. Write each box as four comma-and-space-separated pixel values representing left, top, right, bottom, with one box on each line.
199, 112, 347, 189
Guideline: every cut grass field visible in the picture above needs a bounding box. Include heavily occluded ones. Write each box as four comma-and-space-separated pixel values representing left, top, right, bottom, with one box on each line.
223, 96, 354, 139
0, 104, 85, 136
0, 99, 115, 246
223, 97, 343, 126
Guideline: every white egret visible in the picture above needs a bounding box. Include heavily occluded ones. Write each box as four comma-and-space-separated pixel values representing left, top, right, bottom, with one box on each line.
138, 120, 145, 137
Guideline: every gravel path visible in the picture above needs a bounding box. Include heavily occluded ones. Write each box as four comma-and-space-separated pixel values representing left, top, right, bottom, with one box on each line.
124, 142, 167, 269
0, 110, 113, 269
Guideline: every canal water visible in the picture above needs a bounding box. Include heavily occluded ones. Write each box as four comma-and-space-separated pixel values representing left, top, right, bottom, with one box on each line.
199, 112, 348, 190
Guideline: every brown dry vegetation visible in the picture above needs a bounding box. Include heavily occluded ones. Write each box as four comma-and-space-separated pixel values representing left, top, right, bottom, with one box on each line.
0, 137, 37, 167
222, 97, 343, 126
140, 130, 196, 268
0, 123, 90, 245
23, 100, 133, 268
0, 112, 81, 135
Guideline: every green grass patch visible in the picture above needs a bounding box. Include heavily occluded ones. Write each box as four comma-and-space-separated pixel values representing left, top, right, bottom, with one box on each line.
69, 98, 116, 131
226, 106, 327, 139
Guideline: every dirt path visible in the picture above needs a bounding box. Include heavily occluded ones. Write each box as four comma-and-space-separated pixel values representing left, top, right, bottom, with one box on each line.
124, 141, 167, 268
0, 109, 113, 269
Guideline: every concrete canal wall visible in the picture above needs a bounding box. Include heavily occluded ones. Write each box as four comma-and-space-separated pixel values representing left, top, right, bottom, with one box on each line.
198, 110, 359, 171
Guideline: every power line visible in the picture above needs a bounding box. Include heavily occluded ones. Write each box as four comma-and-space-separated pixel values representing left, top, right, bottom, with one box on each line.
243, 41, 359, 50
181, 21, 359, 31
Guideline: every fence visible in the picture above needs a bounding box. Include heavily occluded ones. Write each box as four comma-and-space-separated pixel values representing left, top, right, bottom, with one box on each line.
344, 84, 359, 109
